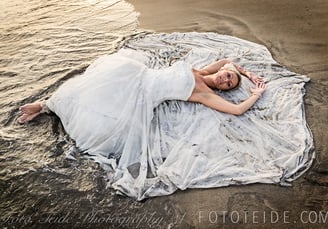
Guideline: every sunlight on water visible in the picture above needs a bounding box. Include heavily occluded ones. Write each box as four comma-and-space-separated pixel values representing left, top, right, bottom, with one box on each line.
0, 0, 140, 178
0, 2, 140, 223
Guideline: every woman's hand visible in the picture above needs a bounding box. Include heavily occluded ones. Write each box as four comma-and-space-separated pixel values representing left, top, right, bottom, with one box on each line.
248, 72, 264, 84
249, 82, 267, 97
233, 63, 264, 84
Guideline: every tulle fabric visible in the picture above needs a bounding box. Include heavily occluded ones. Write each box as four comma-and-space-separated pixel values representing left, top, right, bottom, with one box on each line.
47, 33, 314, 200
46, 49, 196, 199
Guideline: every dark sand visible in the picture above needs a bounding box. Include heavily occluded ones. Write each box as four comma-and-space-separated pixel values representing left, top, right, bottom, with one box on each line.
126, 0, 328, 228
1, 1, 327, 229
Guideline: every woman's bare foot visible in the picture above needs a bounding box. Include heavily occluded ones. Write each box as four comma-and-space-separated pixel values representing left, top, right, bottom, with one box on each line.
18, 112, 41, 124
18, 102, 44, 124
19, 102, 42, 114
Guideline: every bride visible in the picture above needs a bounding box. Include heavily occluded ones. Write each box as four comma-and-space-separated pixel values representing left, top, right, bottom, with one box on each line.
18, 57, 266, 123
18, 50, 266, 199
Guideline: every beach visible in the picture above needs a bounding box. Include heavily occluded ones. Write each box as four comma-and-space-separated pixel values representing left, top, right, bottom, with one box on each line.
128, 0, 328, 228
0, 0, 327, 228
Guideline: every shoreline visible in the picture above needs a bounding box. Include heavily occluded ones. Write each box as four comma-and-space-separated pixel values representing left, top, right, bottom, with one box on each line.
129, 0, 327, 76
127, 0, 328, 228
0, 1, 326, 228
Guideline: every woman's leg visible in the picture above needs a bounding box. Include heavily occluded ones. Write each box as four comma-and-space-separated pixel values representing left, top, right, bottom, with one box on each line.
18, 101, 48, 123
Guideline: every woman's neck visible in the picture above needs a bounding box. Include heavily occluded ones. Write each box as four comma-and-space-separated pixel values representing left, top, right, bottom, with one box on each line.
192, 69, 217, 90
202, 74, 217, 89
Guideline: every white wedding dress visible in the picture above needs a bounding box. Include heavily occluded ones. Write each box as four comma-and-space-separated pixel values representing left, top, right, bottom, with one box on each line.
46, 49, 196, 199
46, 33, 314, 200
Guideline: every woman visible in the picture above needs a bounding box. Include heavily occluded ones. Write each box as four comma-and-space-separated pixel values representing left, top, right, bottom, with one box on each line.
18, 57, 266, 123
18, 51, 266, 199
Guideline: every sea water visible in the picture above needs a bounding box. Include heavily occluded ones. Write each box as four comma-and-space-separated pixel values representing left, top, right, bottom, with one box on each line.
0, 1, 176, 228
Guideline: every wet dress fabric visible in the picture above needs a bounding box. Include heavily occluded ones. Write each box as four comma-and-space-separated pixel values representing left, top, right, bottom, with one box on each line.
47, 33, 314, 200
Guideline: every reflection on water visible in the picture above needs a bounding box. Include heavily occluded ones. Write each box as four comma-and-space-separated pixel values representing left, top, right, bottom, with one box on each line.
0, 0, 138, 178
0, 1, 179, 228
0, 0, 138, 177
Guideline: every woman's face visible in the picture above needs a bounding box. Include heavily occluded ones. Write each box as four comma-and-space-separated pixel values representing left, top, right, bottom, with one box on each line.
215, 70, 239, 91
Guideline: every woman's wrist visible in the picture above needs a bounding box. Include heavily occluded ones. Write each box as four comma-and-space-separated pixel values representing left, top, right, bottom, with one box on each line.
251, 92, 261, 98
246, 71, 253, 79
235, 63, 257, 80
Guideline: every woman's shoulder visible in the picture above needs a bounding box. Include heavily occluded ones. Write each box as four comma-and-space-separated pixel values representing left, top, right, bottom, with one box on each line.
188, 72, 216, 102
192, 71, 213, 91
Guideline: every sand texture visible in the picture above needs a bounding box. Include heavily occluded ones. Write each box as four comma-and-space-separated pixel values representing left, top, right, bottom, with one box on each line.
0, 0, 327, 228
127, 0, 328, 228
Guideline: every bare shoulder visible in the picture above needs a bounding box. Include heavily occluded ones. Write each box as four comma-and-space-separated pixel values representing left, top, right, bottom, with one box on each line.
188, 71, 216, 103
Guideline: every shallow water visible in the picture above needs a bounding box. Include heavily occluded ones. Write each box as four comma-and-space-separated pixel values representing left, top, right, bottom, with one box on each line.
0, 0, 139, 177
1, 0, 326, 228
0, 1, 180, 228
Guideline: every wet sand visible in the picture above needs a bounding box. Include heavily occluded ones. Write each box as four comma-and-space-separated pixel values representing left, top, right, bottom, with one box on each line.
1, 0, 327, 228
127, 0, 328, 228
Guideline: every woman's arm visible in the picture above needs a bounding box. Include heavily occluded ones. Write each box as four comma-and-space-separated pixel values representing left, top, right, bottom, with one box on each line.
189, 82, 267, 115
200, 59, 231, 74
232, 63, 264, 84
200, 59, 264, 84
